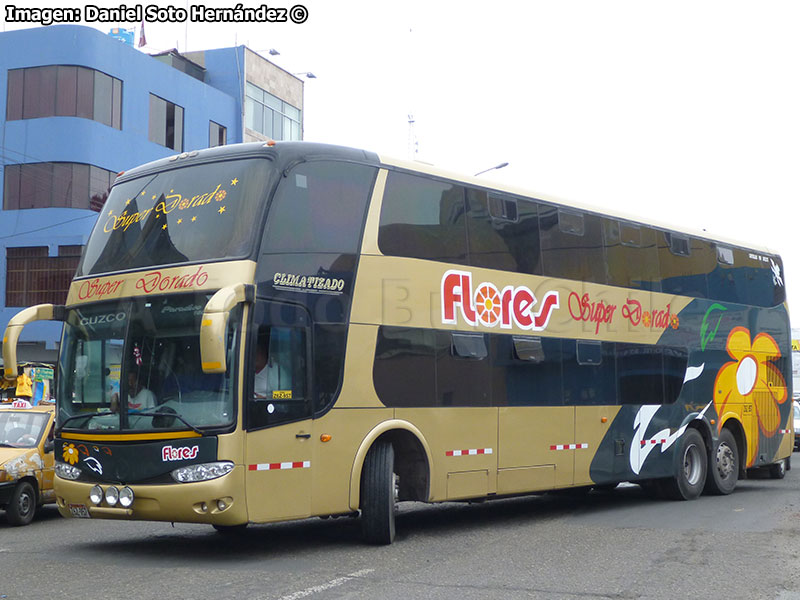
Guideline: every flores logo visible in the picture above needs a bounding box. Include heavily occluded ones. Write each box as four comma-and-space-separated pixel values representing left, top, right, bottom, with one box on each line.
441, 270, 559, 330
161, 445, 199, 462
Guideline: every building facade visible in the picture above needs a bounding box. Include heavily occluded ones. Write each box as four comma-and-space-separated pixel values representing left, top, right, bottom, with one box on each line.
0, 25, 304, 362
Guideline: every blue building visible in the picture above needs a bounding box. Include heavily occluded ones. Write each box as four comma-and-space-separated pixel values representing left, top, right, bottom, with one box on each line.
0, 25, 304, 362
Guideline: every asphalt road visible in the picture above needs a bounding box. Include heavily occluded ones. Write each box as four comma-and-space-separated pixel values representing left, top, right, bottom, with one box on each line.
2, 465, 800, 600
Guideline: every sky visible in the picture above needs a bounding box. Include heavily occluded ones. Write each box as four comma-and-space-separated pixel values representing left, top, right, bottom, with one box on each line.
4, 0, 800, 324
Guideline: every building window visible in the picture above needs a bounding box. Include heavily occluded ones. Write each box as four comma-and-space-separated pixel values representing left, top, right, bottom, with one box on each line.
6, 66, 122, 129
3, 162, 115, 211
6, 245, 83, 307
209, 121, 227, 147
245, 82, 301, 141
148, 94, 183, 151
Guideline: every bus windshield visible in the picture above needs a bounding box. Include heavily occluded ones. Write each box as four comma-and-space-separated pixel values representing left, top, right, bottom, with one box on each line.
57, 293, 241, 433
78, 158, 274, 276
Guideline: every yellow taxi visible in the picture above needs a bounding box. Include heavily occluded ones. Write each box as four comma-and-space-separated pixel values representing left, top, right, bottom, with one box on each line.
0, 401, 55, 526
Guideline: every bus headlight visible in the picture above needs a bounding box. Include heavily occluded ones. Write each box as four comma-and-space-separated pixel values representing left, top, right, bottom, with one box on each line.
55, 461, 82, 481
171, 461, 234, 483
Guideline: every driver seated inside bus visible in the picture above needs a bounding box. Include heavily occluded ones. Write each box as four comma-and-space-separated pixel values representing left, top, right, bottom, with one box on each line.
110, 370, 157, 412
253, 329, 290, 400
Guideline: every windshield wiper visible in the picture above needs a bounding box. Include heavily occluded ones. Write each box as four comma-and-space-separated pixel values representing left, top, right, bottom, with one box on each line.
0, 442, 14, 448
59, 411, 114, 429
132, 410, 206, 436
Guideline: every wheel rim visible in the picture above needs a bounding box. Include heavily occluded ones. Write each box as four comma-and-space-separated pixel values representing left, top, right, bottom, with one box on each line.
684, 443, 703, 485
715, 442, 736, 479
17, 490, 32, 517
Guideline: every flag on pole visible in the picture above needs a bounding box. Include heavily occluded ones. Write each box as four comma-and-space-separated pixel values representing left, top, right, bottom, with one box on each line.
138, 19, 147, 48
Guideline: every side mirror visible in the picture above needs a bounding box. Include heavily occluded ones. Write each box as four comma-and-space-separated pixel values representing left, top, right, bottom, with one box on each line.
199, 284, 253, 374
44, 438, 55, 454
3, 304, 65, 381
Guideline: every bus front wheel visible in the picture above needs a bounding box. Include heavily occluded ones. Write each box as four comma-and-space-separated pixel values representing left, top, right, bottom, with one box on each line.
360, 441, 396, 545
704, 428, 739, 495
664, 428, 707, 500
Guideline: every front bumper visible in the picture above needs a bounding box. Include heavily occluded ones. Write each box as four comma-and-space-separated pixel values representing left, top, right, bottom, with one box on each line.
54, 464, 248, 525
0, 480, 17, 506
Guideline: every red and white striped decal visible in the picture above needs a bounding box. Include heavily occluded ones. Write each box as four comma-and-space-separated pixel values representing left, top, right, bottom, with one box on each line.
550, 443, 588, 451
778, 429, 792, 435
640, 439, 668, 447
446, 448, 493, 457
248, 461, 311, 471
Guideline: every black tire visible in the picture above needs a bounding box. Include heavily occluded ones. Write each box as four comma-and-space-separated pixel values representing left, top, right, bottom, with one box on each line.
7, 481, 36, 526
360, 441, 395, 545
704, 428, 739, 495
769, 459, 787, 479
663, 429, 707, 500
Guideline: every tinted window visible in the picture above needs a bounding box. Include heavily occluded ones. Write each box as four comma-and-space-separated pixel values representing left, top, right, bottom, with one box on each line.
314, 324, 346, 414
603, 219, 661, 291
435, 331, 490, 406
262, 161, 375, 254
80, 158, 272, 276
6, 69, 23, 120
379, 171, 468, 263
708, 246, 784, 307
466, 189, 543, 275
492, 335, 563, 406
540, 206, 606, 284
663, 347, 688, 404
658, 234, 713, 298
248, 301, 311, 429
374, 327, 436, 408
617, 343, 665, 405
561, 340, 617, 405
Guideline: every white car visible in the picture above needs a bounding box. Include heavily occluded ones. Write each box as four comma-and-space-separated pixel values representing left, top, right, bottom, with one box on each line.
794, 401, 800, 452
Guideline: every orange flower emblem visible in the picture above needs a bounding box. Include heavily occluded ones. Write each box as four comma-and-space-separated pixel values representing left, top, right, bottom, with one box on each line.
62, 443, 79, 465
713, 327, 787, 467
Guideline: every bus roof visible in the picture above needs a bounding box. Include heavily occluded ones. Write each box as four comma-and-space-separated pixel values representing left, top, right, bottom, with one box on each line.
115, 141, 778, 259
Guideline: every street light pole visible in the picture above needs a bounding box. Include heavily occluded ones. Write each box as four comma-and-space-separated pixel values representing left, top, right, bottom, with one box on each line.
474, 162, 509, 176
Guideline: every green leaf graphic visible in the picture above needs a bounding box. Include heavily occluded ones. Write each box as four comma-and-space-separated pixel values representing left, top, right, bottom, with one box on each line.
700, 303, 727, 351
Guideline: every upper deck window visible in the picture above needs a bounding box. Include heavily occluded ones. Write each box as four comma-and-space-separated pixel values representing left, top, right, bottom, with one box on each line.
78, 158, 273, 276
260, 160, 376, 254
378, 171, 468, 264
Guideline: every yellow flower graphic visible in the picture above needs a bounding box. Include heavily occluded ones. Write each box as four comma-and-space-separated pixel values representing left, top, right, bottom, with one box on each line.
713, 327, 787, 467
63, 443, 79, 465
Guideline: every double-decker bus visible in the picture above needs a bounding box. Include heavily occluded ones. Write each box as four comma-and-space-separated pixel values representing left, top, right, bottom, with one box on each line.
3, 141, 792, 544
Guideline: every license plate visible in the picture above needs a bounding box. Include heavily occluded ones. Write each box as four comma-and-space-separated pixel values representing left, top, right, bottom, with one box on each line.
68, 503, 90, 518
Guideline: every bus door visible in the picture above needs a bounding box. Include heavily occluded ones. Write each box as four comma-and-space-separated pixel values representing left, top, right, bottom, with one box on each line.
244, 300, 314, 522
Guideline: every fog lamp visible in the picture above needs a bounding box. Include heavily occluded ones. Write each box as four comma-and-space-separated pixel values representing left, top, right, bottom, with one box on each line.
119, 486, 135, 508
89, 485, 104, 506
105, 486, 119, 507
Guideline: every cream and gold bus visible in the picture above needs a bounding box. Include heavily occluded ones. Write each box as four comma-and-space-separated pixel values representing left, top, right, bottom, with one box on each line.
3, 141, 793, 544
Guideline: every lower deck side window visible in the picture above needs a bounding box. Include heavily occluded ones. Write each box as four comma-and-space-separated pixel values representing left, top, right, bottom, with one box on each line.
373, 326, 688, 408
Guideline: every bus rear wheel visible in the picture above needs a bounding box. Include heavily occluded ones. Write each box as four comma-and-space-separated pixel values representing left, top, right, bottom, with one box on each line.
704, 428, 739, 495
360, 441, 396, 545
664, 429, 707, 500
